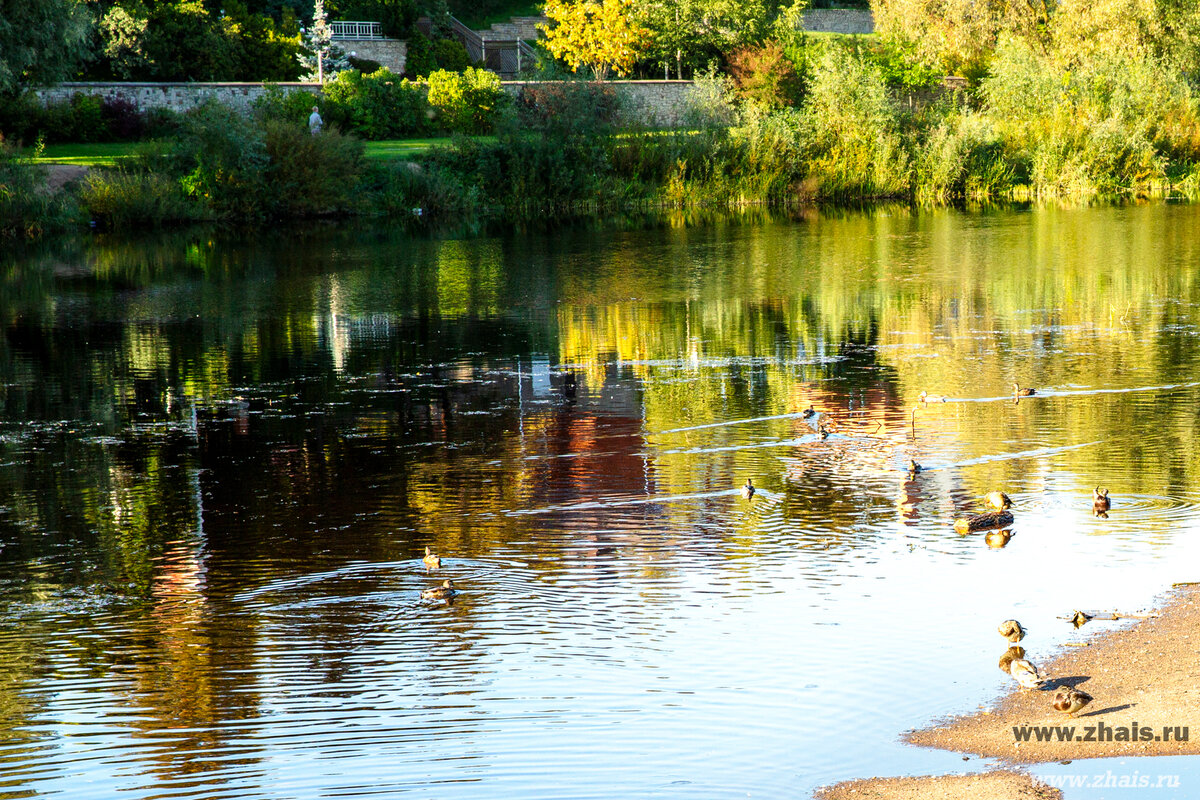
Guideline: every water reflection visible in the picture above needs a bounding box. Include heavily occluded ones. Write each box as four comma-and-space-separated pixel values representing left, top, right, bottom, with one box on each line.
2, 204, 1200, 797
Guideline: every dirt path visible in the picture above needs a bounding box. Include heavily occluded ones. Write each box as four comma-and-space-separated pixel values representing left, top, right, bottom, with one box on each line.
44, 164, 90, 191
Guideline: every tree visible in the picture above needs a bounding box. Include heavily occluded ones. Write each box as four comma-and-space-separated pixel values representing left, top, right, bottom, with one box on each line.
872, 0, 1052, 76
0, 0, 92, 93
1051, 0, 1200, 77
298, 0, 350, 82
539, 0, 649, 80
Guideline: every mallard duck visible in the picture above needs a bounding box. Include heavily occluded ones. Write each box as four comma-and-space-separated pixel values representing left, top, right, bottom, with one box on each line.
741, 479, 755, 500
985, 529, 1013, 548
998, 645, 1026, 674
1093, 487, 1111, 513
984, 491, 1013, 510
817, 424, 830, 440
908, 459, 922, 475
1071, 609, 1094, 628
423, 546, 441, 570
421, 579, 457, 601
802, 405, 816, 420
1010, 657, 1044, 689
1053, 687, 1093, 717
998, 619, 1026, 643
953, 510, 1014, 534
1013, 383, 1036, 397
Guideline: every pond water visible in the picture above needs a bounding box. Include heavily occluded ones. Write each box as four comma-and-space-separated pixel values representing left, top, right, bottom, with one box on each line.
2, 204, 1200, 799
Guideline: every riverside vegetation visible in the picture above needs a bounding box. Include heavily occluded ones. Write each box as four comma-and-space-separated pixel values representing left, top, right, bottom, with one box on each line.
8, 21, 1200, 238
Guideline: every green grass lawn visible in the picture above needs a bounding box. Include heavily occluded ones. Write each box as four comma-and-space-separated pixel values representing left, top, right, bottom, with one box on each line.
29, 142, 138, 167
28, 138, 476, 166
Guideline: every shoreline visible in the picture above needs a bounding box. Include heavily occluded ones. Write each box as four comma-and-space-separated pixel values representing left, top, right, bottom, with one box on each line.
814, 584, 1200, 798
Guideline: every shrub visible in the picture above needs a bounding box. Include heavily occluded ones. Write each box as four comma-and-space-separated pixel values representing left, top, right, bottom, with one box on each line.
0, 145, 79, 239
727, 42, 803, 111
254, 85, 324, 126
262, 119, 365, 215
322, 68, 431, 139
800, 46, 910, 198
432, 39, 472, 72
914, 112, 1012, 200
427, 68, 507, 134
169, 101, 270, 217
79, 168, 206, 227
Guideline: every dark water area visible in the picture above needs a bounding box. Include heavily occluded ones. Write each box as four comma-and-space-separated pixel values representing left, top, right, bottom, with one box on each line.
2, 204, 1200, 798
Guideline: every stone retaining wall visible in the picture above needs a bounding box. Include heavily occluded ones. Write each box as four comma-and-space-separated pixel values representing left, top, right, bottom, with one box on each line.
502, 80, 694, 128
800, 9, 875, 34
35, 82, 321, 113
336, 38, 407, 73
35, 80, 695, 129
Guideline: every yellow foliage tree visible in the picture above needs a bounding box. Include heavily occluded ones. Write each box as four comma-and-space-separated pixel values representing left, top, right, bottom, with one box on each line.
539, 0, 649, 80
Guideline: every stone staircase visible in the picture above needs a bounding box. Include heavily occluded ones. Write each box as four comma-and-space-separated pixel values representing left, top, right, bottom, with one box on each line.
476, 16, 546, 42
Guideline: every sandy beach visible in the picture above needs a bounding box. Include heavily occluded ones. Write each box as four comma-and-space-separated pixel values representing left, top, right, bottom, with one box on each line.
814, 584, 1200, 798
814, 771, 1062, 800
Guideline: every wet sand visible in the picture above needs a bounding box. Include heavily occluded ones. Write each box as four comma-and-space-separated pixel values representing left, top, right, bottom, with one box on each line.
813, 586, 1199, 799
908, 584, 1200, 762
815, 771, 1061, 800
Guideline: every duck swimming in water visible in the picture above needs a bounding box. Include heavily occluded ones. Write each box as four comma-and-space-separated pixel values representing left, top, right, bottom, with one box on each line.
953, 510, 1014, 534
421, 579, 457, 601
1013, 383, 1036, 397
741, 479, 755, 500
1093, 487, 1111, 514
423, 546, 441, 570
984, 491, 1013, 510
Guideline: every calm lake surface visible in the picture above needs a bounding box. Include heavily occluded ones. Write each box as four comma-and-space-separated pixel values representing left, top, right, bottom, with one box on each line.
3, 204, 1200, 799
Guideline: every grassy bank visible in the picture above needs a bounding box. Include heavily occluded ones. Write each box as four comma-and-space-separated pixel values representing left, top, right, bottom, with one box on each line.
10, 42, 1200, 241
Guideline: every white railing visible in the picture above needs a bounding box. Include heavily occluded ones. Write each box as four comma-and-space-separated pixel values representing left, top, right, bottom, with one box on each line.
331, 21, 383, 40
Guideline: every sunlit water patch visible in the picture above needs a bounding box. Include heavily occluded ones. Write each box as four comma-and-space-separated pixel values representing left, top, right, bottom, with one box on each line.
2, 205, 1200, 798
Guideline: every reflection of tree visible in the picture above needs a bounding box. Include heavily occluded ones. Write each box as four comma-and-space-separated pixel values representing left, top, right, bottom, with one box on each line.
3, 206, 1200, 784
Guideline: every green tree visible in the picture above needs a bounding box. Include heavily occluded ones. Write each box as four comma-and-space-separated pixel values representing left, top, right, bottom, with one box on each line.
0, 0, 92, 93
632, 0, 802, 78
872, 0, 1051, 76
1051, 0, 1200, 78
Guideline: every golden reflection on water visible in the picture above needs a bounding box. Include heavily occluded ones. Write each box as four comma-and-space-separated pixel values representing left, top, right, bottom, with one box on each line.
2, 203, 1200, 797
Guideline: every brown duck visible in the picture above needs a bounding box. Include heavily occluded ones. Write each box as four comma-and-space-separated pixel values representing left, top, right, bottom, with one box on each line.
421, 579, 457, 601
1053, 687, 1093, 717
423, 546, 441, 570
984, 491, 1013, 510
954, 510, 1014, 533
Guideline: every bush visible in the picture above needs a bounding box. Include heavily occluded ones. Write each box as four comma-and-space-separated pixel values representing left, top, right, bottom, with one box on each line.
728, 42, 803, 110
79, 168, 207, 227
262, 119, 365, 215
0, 145, 79, 239
427, 68, 507, 134
799, 46, 910, 198
322, 69, 432, 139
0, 92, 162, 145
432, 39, 473, 72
